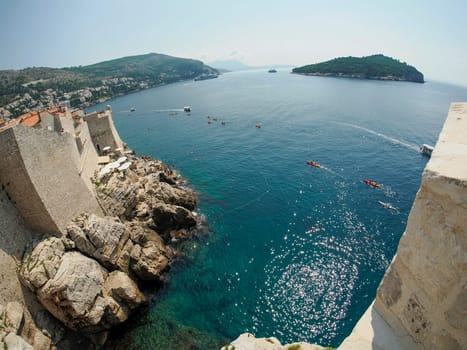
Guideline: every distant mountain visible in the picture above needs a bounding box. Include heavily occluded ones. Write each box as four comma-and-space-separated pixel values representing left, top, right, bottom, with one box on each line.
207, 60, 253, 71
0, 53, 218, 115
292, 54, 424, 83
68, 53, 218, 82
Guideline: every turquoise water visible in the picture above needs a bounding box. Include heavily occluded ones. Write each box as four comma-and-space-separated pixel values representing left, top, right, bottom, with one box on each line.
90, 71, 467, 349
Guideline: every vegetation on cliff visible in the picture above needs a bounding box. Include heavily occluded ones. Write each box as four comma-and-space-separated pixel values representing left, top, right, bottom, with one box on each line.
292, 54, 424, 83
0, 53, 218, 116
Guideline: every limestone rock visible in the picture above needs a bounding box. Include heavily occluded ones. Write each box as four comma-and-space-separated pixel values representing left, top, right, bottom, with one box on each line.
152, 202, 197, 236
18, 237, 66, 291
3, 301, 24, 333
2, 332, 33, 350
103, 271, 146, 309
0, 302, 52, 350
66, 214, 128, 270
150, 182, 196, 210
96, 156, 197, 228
126, 222, 170, 280
36, 252, 107, 330
96, 173, 138, 219
221, 333, 326, 350
222, 333, 282, 350
19, 247, 145, 333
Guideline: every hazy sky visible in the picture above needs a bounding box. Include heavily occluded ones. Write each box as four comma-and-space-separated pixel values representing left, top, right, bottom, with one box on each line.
1, 0, 466, 86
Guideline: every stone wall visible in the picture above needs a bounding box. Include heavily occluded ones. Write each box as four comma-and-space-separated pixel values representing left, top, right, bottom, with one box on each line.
84, 106, 123, 155
374, 102, 467, 349
0, 124, 102, 234
0, 127, 60, 233
74, 115, 100, 192
0, 188, 33, 305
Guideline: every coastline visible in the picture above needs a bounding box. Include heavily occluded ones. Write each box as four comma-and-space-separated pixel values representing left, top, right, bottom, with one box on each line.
291, 71, 424, 83
0, 105, 209, 349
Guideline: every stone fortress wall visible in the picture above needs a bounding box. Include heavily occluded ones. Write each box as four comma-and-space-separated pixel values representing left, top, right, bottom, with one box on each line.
0, 187, 33, 306
84, 106, 124, 155
0, 105, 125, 235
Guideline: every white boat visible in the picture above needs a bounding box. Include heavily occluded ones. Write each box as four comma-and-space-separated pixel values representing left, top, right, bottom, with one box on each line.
183, 106, 191, 112
378, 201, 397, 210
420, 144, 434, 157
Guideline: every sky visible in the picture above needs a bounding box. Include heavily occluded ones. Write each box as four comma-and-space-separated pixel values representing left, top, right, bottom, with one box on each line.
1, 0, 466, 86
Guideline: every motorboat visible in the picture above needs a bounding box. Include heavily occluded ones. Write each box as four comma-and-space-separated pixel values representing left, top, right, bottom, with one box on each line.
420, 144, 434, 157
183, 106, 192, 112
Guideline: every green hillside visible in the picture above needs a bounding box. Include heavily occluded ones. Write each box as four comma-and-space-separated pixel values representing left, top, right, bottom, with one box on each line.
292, 54, 424, 83
0, 53, 218, 114
67, 53, 217, 82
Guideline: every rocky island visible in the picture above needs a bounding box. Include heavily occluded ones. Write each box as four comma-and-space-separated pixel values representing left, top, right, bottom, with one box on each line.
292, 54, 424, 83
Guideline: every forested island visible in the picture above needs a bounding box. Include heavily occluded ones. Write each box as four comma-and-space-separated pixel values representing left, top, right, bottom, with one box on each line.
0, 53, 218, 118
292, 54, 424, 83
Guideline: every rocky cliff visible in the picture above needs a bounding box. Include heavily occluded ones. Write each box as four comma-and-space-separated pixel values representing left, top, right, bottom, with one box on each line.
0, 150, 200, 348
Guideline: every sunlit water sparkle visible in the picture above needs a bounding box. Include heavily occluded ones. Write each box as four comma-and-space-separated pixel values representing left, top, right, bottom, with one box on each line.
89, 71, 467, 349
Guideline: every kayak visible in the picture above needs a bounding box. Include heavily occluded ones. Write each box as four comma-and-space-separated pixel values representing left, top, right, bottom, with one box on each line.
363, 179, 381, 188
306, 161, 321, 168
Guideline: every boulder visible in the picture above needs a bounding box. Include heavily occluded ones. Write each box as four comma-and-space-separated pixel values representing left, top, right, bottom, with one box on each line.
66, 214, 129, 270
152, 202, 197, 236
103, 271, 146, 309
36, 252, 107, 330
96, 156, 197, 224
221, 333, 327, 350
18, 237, 66, 291
222, 333, 282, 350
19, 247, 146, 333
126, 222, 171, 281
2, 333, 33, 350
96, 175, 138, 219
2, 302, 24, 333
150, 182, 196, 210
0, 302, 51, 350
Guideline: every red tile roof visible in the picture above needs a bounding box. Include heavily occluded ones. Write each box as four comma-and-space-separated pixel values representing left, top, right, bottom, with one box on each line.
19, 111, 40, 127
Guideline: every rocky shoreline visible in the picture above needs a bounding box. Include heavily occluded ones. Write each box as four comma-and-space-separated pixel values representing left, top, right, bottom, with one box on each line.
13, 154, 202, 349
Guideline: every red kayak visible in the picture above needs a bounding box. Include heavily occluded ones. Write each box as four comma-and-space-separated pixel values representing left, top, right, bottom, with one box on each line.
363, 179, 381, 188
306, 160, 321, 168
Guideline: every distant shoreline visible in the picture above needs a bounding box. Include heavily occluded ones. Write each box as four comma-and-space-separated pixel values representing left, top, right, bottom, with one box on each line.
291, 71, 425, 83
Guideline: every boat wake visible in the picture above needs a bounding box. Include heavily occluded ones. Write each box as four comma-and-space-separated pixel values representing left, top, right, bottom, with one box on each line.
335, 122, 419, 152
319, 165, 346, 179
152, 108, 185, 113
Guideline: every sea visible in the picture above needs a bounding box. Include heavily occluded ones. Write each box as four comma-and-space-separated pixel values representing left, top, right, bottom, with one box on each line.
88, 70, 467, 349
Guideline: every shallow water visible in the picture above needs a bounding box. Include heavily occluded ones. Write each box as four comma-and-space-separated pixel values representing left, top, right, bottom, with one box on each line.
89, 71, 467, 348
